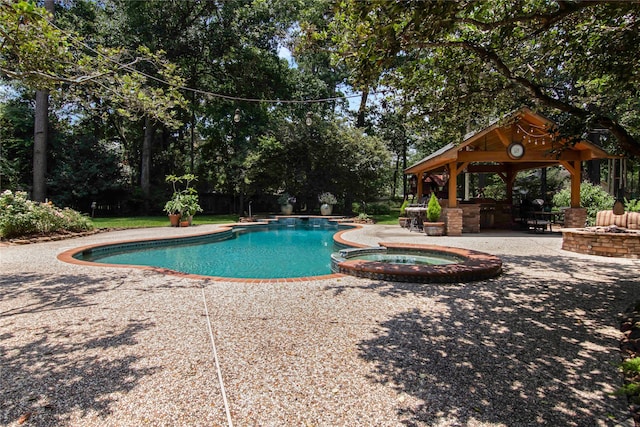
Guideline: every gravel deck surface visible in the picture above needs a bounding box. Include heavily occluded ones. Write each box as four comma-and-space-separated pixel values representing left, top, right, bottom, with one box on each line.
2, 224, 640, 426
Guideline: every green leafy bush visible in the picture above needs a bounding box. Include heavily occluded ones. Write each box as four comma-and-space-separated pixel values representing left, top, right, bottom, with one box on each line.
399, 199, 409, 217
552, 182, 615, 226
351, 201, 391, 215
615, 357, 640, 404
426, 193, 442, 222
626, 198, 640, 213
0, 190, 93, 238
367, 202, 391, 215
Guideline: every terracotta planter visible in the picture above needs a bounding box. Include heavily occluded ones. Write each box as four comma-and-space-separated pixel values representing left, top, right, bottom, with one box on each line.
168, 213, 181, 227
320, 203, 333, 216
398, 217, 410, 228
424, 222, 445, 236
281, 203, 293, 215
180, 220, 190, 227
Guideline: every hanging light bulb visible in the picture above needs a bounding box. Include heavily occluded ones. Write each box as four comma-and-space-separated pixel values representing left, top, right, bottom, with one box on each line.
305, 112, 313, 126
233, 109, 241, 123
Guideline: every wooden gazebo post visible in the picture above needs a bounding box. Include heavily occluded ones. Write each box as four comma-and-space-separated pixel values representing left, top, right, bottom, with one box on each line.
560, 160, 588, 227
444, 161, 463, 235
447, 162, 457, 208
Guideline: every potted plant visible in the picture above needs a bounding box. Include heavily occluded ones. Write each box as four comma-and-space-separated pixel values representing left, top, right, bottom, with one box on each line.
398, 199, 410, 228
163, 196, 184, 227
180, 193, 203, 226
164, 174, 202, 226
318, 192, 337, 216
424, 193, 445, 236
278, 192, 296, 215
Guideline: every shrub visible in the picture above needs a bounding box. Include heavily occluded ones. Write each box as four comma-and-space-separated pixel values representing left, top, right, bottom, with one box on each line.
552, 182, 614, 226
426, 193, 442, 222
626, 198, 640, 213
615, 357, 640, 404
399, 199, 409, 217
352, 201, 391, 215
318, 192, 337, 205
0, 190, 93, 239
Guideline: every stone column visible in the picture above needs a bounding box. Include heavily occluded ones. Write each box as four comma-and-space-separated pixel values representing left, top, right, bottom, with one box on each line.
444, 208, 463, 236
460, 204, 480, 233
564, 208, 587, 228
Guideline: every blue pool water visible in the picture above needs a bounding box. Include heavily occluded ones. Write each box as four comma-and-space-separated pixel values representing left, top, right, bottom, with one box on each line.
81, 225, 344, 279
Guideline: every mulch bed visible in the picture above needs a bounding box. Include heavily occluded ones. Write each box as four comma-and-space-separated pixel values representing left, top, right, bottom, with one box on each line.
620, 303, 640, 426
0, 228, 111, 246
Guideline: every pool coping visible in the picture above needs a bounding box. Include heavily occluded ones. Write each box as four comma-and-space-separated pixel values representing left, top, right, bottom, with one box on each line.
58, 223, 502, 283
57, 222, 364, 283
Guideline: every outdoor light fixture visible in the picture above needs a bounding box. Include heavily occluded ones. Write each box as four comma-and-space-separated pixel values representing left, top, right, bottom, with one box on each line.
515, 123, 550, 145
233, 108, 241, 123
442, 166, 450, 183
306, 112, 313, 126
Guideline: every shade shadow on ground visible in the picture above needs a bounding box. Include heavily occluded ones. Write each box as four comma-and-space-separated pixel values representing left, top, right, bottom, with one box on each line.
347, 256, 639, 426
0, 273, 156, 426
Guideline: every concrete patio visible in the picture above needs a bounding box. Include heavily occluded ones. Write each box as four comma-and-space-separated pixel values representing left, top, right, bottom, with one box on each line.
2, 224, 640, 426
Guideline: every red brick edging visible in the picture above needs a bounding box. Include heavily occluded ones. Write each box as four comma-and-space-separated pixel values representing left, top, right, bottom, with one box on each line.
58, 223, 503, 283
334, 242, 503, 283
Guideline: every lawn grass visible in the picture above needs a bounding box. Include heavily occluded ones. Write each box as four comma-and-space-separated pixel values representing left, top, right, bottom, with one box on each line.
91, 214, 239, 229
371, 214, 401, 225
91, 213, 401, 228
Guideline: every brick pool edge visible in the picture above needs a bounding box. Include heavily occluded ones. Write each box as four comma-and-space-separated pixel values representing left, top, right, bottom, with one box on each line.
333, 242, 503, 283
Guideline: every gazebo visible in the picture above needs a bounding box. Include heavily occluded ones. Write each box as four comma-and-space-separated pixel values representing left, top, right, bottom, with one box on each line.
404, 107, 613, 235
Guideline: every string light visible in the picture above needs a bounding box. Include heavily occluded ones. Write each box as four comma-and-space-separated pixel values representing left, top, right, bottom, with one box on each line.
516, 123, 553, 145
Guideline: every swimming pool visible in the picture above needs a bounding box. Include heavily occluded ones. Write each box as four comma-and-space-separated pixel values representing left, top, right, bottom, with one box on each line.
74, 221, 351, 279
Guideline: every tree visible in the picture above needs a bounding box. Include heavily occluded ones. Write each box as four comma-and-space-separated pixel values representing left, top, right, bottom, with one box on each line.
32, 0, 54, 202
246, 116, 391, 211
0, 94, 34, 189
1, 1, 188, 204
330, 1, 640, 157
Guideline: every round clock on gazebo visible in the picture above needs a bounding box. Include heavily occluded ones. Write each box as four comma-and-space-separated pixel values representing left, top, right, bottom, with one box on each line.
507, 142, 525, 159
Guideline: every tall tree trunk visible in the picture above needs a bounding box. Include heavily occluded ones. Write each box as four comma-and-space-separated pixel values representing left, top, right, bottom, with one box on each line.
356, 89, 369, 128
33, 91, 48, 201
32, 0, 55, 202
141, 116, 154, 213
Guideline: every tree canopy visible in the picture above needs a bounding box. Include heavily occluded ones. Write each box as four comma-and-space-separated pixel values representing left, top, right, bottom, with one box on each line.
0, 0, 638, 214
330, 0, 640, 157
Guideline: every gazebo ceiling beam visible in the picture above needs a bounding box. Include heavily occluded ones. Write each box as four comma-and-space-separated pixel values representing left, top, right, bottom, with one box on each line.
457, 162, 470, 175
458, 150, 582, 162
467, 164, 507, 173
495, 128, 511, 147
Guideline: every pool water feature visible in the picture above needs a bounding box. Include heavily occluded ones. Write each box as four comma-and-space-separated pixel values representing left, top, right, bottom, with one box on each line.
331, 244, 502, 283
74, 220, 351, 279
345, 253, 457, 266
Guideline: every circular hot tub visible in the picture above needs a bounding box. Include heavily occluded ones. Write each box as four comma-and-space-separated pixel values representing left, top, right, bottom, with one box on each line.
331, 242, 502, 283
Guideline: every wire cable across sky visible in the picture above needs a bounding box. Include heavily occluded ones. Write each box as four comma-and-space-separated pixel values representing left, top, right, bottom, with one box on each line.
47, 18, 378, 106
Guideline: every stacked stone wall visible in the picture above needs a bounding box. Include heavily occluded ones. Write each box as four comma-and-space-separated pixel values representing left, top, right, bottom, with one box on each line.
460, 205, 480, 233
564, 208, 587, 228
562, 230, 640, 259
